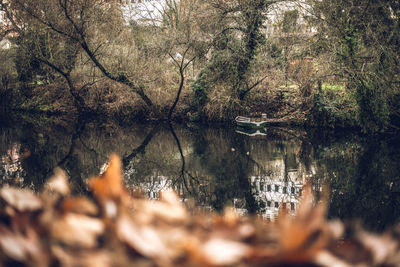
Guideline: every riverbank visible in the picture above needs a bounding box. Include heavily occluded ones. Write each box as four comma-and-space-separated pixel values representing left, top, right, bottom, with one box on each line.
1, 80, 359, 129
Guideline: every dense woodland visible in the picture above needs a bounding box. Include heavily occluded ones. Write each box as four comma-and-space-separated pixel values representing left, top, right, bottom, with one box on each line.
1, 0, 400, 132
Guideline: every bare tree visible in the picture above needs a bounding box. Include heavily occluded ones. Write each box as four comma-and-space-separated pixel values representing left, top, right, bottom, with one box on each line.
7, 0, 154, 109
134, 0, 211, 121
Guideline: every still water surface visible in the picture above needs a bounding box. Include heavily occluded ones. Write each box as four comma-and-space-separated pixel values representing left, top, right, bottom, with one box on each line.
1, 113, 399, 231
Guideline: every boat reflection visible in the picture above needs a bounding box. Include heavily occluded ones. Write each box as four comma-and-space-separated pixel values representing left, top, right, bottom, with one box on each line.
235, 127, 267, 137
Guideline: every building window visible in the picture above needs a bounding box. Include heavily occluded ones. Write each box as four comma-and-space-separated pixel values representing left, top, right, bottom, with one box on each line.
275, 185, 279, 192
274, 202, 279, 208
267, 184, 271, 192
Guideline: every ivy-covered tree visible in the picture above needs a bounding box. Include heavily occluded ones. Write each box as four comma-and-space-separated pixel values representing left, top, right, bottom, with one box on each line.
191, 0, 286, 120
310, 0, 400, 132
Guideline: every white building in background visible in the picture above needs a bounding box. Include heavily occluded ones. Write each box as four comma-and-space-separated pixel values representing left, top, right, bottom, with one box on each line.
121, 0, 166, 25
266, 0, 317, 35
120, 0, 317, 38
0, 1, 13, 49
0, 38, 11, 49
0, 10, 11, 49
0, 4, 4, 24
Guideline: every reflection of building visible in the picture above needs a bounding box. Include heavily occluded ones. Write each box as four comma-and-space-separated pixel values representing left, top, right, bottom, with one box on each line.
143, 175, 172, 199
122, 127, 318, 218
126, 171, 183, 200
235, 148, 313, 220
128, 160, 307, 221
249, 151, 312, 220
250, 175, 303, 220
0, 143, 27, 186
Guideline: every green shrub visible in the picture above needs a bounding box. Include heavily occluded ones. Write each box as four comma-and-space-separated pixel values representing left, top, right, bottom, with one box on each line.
309, 87, 357, 128
355, 79, 389, 133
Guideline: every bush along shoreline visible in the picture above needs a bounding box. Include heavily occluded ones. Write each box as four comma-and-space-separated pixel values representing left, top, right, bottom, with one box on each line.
1, 79, 365, 130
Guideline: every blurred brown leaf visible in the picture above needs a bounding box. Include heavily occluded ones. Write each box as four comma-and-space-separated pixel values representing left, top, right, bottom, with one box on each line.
198, 238, 251, 266
52, 246, 112, 267
0, 225, 47, 265
116, 215, 170, 263
277, 184, 331, 262
89, 153, 124, 200
60, 197, 98, 216
44, 168, 70, 196
135, 191, 188, 225
0, 187, 42, 212
51, 213, 105, 248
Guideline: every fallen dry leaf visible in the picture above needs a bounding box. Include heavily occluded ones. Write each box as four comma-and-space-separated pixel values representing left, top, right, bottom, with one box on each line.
135, 191, 188, 224
60, 197, 98, 216
44, 168, 70, 196
89, 153, 124, 199
0, 187, 42, 212
52, 246, 112, 267
276, 183, 331, 263
0, 225, 47, 265
356, 230, 398, 265
116, 215, 170, 262
199, 238, 251, 266
51, 213, 105, 248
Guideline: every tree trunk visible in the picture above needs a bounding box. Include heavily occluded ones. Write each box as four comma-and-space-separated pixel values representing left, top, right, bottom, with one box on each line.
168, 67, 185, 122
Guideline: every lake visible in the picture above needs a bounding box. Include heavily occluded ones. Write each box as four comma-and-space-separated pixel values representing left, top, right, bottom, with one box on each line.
0, 112, 399, 232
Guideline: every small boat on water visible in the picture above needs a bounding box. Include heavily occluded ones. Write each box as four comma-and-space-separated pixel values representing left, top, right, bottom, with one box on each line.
235, 114, 268, 129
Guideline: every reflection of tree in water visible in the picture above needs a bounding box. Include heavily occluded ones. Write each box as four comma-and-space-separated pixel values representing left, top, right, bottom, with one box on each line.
2, 113, 398, 229
121, 125, 258, 213
1, 113, 160, 193
123, 125, 164, 195
122, 126, 311, 216
190, 128, 258, 213
313, 134, 400, 232
122, 124, 185, 197
1, 114, 308, 216
8, 118, 75, 190
55, 116, 91, 193
7, 115, 99, 192
246, 128, 311, 219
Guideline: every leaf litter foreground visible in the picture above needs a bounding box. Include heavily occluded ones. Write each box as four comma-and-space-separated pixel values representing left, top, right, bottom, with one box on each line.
0, 154, 399, 266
